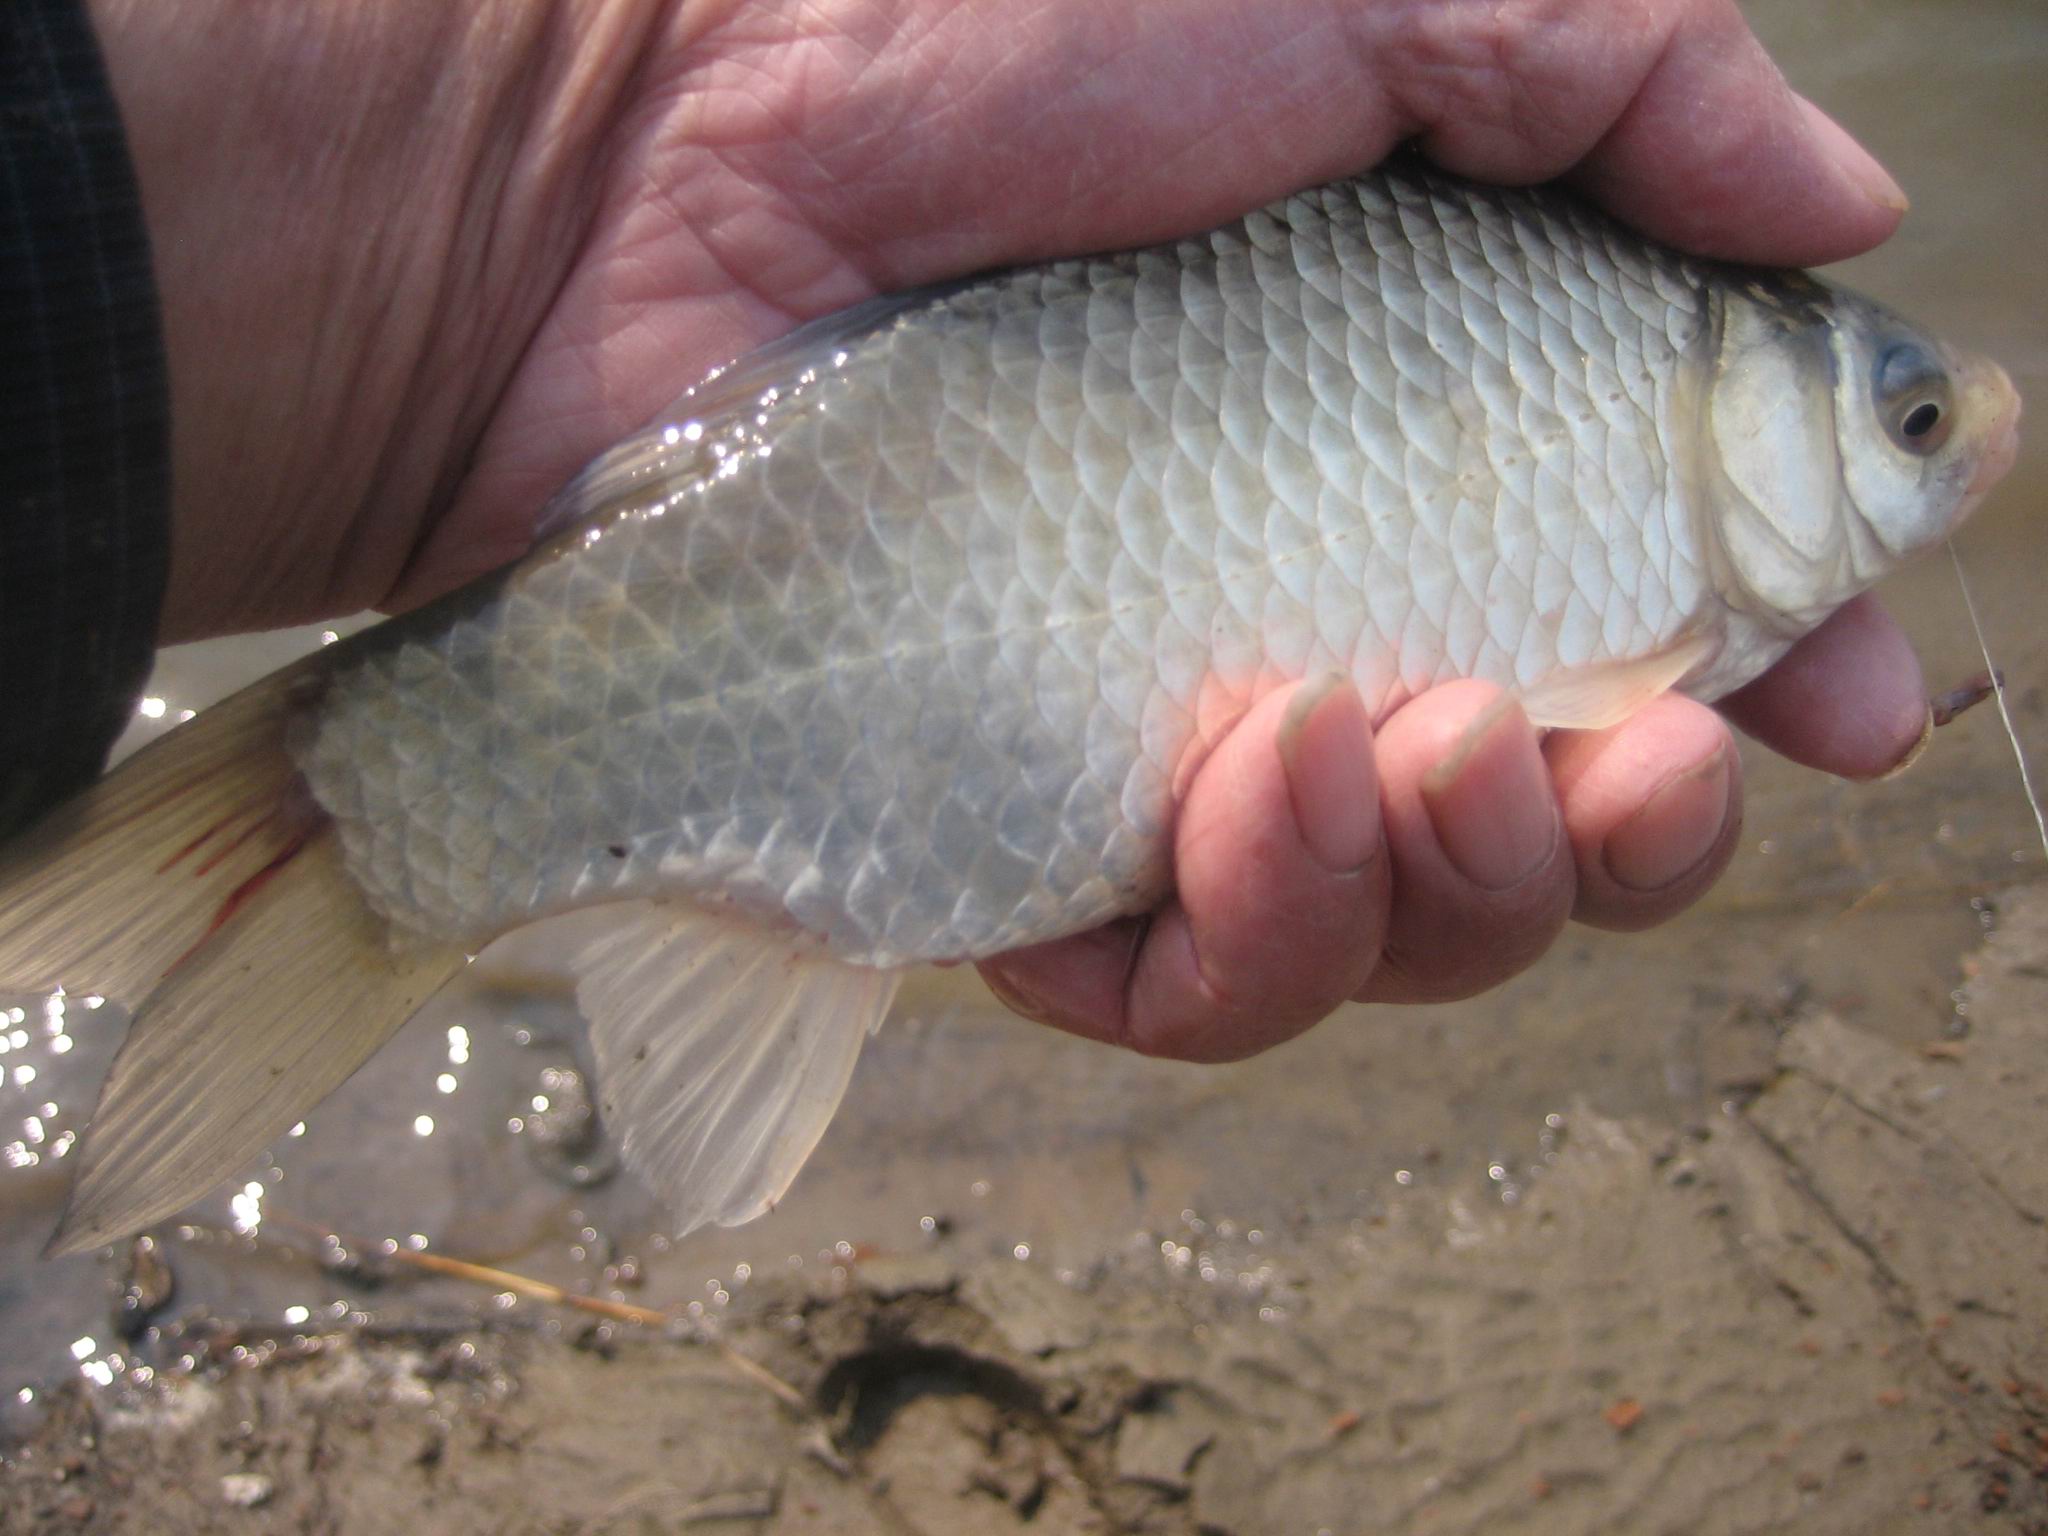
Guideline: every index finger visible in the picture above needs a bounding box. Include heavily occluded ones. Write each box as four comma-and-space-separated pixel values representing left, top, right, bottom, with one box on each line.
1380, 0, 1906, 265
1719, 594, 1931, 780
1561, 1, 1909, 264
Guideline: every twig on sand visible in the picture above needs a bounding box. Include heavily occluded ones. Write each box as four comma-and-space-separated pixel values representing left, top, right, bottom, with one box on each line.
253, 1209, 811, 1411
265, 1208, 668, 1326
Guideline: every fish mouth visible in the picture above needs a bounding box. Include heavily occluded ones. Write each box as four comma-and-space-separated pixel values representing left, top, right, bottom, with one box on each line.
1966, 358, 2021, 499
1943, 355, 2022, 535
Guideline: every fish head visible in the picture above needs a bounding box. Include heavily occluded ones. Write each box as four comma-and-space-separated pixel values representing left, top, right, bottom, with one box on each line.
1701, 273, 2020, 629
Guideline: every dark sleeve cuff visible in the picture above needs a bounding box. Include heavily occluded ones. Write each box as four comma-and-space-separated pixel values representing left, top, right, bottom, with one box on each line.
1, 0, 170, 837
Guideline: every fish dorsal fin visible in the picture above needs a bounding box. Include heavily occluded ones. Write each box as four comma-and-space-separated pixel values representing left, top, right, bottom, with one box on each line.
1518, 631, 1718, 731
567, 901, 899, 1236
536, 285, 968, 540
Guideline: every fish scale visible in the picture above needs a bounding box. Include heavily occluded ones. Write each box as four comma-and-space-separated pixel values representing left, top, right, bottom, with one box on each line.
293, 169, 1721, 966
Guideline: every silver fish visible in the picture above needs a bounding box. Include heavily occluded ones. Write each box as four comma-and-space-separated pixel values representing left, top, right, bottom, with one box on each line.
0, 164, 2020, 1254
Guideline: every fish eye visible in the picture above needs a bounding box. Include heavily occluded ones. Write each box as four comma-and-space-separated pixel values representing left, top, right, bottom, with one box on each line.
1873, 342, 1953, 455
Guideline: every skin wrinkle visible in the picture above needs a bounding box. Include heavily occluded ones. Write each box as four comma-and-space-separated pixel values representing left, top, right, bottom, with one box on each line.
439, 9, 682, 368
1370, 871, 1567, 1002
1602, 741, 1730, 889
1539, 694, 1743, 928
1369, 852, 1569, 1000
675, 0, 928, 176
610, 28, 924, 296
1135, 920, 1237, 1060
93, 0, 665, 633
260, 143, 432, 622
1031, 12, 1375, 255
168, 10, 378, 615
1344, 684, 1574, 1004
1571, 5, 1839, 259
700, 1, 1363, 282
1386, 0, 1645, 174
822, 27, 1089, 253
404, 12, 874, 594
369, 5, 625, 609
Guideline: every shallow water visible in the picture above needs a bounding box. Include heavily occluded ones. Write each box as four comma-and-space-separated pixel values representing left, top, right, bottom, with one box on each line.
3, 0, 2043, 1412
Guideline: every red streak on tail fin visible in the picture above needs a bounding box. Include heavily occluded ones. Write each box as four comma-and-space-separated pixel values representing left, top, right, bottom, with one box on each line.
161, 823, 319, 980
190, 810, 281, 878
207, 830, 315, 936
156, 802, 266, 874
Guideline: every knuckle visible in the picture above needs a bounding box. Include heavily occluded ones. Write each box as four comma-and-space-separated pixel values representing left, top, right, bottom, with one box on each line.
1381, 0, 1693, 172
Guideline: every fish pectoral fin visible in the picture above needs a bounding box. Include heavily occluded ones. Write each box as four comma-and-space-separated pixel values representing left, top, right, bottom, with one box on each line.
48, 829, 468, 1257
1517, 631, 1719, 732
568, 901, 899, 1238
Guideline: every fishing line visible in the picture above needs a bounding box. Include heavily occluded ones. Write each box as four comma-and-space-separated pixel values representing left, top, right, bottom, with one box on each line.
1948, 539, 2048, 863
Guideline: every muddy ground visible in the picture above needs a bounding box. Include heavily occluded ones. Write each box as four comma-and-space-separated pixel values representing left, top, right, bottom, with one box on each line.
6, 889, 2045, 1535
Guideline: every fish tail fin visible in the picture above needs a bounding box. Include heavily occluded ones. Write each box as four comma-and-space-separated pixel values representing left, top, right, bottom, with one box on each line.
0, 662, 468, 1256
0, 656, 326, 1000
46, 827, 467, 1255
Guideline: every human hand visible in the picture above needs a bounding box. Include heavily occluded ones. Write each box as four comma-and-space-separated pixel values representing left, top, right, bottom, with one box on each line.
982, 593, 1926, 1060
87, 0, 1931, 1058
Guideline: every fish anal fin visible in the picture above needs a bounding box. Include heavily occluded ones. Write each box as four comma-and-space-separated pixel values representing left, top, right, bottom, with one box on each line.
562, 901, 898, 1237
46, 828, 466, 1257
1519, 631, 1719, 732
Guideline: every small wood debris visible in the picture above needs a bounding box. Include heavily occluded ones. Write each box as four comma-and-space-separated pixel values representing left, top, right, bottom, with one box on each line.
1603, 1398, 1644, 1434
1930, 672, 1998, 728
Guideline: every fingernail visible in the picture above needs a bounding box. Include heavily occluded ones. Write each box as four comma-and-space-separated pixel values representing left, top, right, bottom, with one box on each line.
1277, 673, 1379, 874
1796, 95, 1910, 214
1603, 745, 1733, 893
983, 965, 1056, 1027
1875, 706, 1936, 782
1421, 693, 1558, 891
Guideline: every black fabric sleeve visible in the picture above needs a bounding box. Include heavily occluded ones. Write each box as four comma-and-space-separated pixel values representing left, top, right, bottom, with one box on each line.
1, 0, 169, 838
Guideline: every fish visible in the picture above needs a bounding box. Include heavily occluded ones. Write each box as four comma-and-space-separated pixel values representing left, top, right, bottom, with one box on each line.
0, 162, 2021, 1257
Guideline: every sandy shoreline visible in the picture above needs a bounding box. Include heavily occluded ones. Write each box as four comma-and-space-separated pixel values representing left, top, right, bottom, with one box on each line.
8, 890, 2043, 1534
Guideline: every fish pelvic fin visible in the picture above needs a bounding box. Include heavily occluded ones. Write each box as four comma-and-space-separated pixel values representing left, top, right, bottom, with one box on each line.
566, 900, 899, 1237
46, 826, 468, 1256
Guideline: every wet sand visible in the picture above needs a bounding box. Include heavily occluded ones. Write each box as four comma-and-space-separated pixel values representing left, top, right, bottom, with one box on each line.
8, 888, 2047, 1532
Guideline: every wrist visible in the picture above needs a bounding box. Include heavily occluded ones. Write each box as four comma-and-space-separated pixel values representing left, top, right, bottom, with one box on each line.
85, 0, 620, 640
